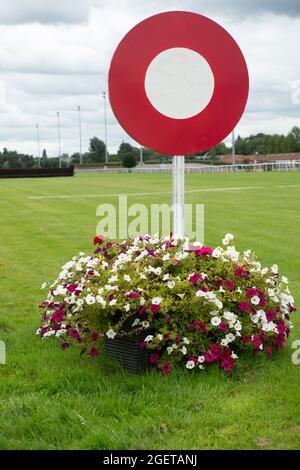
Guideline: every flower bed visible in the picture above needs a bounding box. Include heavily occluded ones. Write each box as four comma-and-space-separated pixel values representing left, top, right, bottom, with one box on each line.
37, 233, 296, 374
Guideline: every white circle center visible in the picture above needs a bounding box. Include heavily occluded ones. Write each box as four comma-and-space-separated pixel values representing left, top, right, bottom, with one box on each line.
145, 47, 215, 119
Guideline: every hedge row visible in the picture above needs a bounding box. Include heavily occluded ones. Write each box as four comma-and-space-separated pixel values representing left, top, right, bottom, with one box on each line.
0, 167, 74, 179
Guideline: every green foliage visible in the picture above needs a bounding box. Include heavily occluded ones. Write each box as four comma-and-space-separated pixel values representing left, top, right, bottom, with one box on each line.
88, 137, 107, 163
121, 152, 137, 168
1, 172, 300, 450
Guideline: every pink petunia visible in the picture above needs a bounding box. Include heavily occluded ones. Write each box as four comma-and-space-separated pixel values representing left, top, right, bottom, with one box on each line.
234, 267, 245, 278
225, 279, 235, 290
195, 246, 213, 257
150, 354, 160, 365
89, 347, 99, 357
266, 310, 276, 321
161, 363, 172, 374
204, 351, 217, 363
239, 302, 251, 312
219, 322, 228, 332
189, 272, 201, 285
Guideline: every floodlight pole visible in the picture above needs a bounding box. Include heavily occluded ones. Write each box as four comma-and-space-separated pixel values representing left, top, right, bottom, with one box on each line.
78, 105, 83, 165
172, 155, 185, 237
102, 91, 108, 164
36, 123, 41, 168
57, 112, 62, 168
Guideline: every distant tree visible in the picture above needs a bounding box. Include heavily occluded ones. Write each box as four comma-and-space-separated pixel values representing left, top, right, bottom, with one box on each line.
89, 137, 107, 163
121, 152, 137, 168
41, 149, 48, 168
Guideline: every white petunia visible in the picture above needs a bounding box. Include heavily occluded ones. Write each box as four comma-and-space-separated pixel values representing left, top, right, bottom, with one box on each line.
56, 329, 67, 337
271, 264, 279, 274
152, 297, 163, 305
163, 274, 170, 281
109, 299, 117, 306
211, 316, 222, 327
225, 333, 235, 343
162, 253, 170, 261
186, 361, 195, 370
42, 330, 56, 338
142, 321, 150, 329
85, 294, 96, 305
222, 233, 234, 246
198, 355, 205, 364
167, 281, 176, 289
108, 275, 118, 283
132, 318, 140, 327
281, 276, 288, 284
181, 346, 187, 355
183, 337, 190, 345
124, 304, 130, 312
106, 329, 117, 339
145, 335, 153, 343
124, 275, 132, 282
41, 282, 48, 289
212, 247, 222, 258
251, 295, 260, 305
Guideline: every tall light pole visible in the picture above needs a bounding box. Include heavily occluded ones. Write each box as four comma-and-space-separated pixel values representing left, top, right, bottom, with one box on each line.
36, 123, 41, 168
102, 91, 108, 164
57, 112, 62, 168
232, 128, 236, 166
78, 105, 83, 165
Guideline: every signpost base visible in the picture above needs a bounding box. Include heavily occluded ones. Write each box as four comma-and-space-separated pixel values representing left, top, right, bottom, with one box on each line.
172, 155, 185, 237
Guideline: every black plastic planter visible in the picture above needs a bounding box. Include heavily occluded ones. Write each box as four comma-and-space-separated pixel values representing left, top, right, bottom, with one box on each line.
104, 332, 152, 373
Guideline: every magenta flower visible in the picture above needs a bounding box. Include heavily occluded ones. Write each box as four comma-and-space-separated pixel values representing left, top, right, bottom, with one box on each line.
277, 320, 287, 334
51, 309, 64, 323
204, 351, 217, 363
139, 341, 147, 350
161, 363, 172, 374
239, 302, 251, 312
234, 267, 245, 278
90, 332, 98, 341
246, 288, 256, 299
189, 272, 201, 285
266, 310, 276, 321
265, 346, 272, 357
219, 322, 228, 332
89, 347, 99, 357
251, 336, 262, 349
221, 358, 234, 372
70, 329, 80, 339
225, 279, 235, 291
138, 306, 147, 315
151, 304, 161, 313
150, 353, 160, 365
126, 291, 139, 299
195, 246, 213, 257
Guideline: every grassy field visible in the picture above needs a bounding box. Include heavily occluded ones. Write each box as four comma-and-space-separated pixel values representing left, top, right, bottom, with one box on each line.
0, 170, 300, 450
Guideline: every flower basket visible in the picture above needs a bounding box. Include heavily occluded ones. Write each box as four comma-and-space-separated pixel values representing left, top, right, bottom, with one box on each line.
104, 332, 152, 373
37, 233, 297, 375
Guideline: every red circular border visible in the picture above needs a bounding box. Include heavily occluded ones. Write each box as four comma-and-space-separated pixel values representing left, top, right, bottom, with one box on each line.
109, 11, 249, 155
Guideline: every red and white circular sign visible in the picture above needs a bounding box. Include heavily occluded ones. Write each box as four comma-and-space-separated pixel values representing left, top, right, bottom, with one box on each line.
109, 11, 249, 155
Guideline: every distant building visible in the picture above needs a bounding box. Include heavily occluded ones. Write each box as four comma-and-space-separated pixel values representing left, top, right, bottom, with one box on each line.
220, 153, 300, 164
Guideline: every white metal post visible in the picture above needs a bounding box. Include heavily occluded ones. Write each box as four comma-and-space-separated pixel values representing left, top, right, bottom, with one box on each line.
172, 155, 185, 237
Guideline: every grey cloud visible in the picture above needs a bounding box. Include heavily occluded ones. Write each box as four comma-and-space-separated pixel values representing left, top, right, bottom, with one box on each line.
0, 0, 91, 25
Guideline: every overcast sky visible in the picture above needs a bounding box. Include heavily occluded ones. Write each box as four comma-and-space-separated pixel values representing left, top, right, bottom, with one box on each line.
0, 0, 299, 156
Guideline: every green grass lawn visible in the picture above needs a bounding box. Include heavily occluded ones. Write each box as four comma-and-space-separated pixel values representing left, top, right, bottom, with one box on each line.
0, 171, 300, 450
